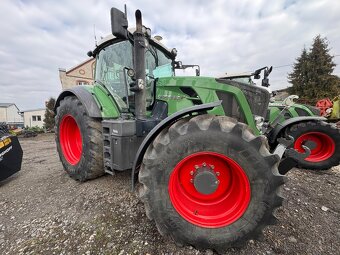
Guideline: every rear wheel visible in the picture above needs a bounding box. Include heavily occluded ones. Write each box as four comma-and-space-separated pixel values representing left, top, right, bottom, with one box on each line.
139, 115, 284, 252
55, 96, 104, 181
286, 121, 340, 170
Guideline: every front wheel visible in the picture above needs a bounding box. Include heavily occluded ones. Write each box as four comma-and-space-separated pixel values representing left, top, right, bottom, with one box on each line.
55, 96, 104, 181
286, 121, 340, 170
139, 115, 284, 252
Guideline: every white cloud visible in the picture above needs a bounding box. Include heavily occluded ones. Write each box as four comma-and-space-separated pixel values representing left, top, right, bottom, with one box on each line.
0, 0, 339, 110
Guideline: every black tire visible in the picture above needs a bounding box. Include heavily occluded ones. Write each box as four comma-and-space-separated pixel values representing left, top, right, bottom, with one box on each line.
285, 120, 340, 170
55, 96, 104, 181
0, 123, 9, 135
139, 115, 284, 252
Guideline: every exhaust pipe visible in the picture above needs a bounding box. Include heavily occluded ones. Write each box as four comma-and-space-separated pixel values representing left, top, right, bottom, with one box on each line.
133, 10, 147, 119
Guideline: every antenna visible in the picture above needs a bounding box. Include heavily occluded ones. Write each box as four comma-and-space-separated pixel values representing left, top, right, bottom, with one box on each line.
124, 4, 127, 17
93, 24, 97, 47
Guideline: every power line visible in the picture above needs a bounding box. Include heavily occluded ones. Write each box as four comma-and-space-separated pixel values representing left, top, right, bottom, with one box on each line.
273, 54, 340, 70
238, 53, 340, 74
273, 64, 292, 69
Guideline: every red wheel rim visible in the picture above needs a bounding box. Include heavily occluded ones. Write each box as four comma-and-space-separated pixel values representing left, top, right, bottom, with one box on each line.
59, 115, 83, 165
168, 152, 251, 228
294, 132, 335, 162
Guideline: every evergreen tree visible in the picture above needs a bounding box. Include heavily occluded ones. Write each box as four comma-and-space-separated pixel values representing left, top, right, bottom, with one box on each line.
288, 47, 310, 95
44, 97, 56, 130
288, 35, 340, 101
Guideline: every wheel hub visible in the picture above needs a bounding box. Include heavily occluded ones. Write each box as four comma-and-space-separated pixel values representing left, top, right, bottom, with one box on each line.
193, 165, 219, 195
168, 152, 251, 228
294, 132, 335, 162
303, 140, 317, 150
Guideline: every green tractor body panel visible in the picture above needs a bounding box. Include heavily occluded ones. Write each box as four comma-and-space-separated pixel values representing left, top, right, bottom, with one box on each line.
156, 76, 259, 134
269, 102, 316, 123
83, 84, 121, 118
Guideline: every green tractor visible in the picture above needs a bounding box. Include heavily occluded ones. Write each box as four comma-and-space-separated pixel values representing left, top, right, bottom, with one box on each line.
269, 99, 340, 170
54, 7, 325, 252
221, 67, 340, 172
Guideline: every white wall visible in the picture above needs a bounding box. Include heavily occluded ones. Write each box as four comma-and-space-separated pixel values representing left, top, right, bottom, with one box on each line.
0, 105, 23, 124
6, 105, 23, 123
23, 109, 45, 128
0, 108, 6, 122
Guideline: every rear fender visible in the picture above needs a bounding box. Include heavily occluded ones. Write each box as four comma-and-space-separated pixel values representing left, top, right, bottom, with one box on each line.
131, 100, 222, 190
268, 116, 327, 144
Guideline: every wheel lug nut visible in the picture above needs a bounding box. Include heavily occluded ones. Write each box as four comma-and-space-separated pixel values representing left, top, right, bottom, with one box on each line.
215, 180, 220, 184
202, 162, 206, 167
190, 179, 193, 183
190, 171, 194, 175
210, 165, 215, 169
194, 165, 199, 169
216, 172, 220, 176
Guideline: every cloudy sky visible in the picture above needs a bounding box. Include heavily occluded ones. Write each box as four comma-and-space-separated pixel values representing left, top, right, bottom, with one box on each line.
0, 0, 339, 110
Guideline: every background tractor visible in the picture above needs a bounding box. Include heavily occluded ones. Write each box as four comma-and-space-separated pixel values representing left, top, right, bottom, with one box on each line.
53, 7, 325, 252
221, 68, 340, 172
269, 98, 340, 170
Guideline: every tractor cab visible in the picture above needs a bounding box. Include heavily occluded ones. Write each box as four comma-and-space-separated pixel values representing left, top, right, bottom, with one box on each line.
90, 32, 176, 115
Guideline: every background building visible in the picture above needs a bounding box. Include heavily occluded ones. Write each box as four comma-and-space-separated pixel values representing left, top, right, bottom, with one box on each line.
59, 58, 95, 90
0, 103, 24, 127
22, 108, 45, 128
273, 88, 290, 101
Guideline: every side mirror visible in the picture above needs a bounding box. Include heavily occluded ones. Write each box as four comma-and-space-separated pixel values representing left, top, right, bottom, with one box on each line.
283, 95, 299, 107
262, 77, 269, 87
175, 61, 183, 68
254, 74, 261, 79
171, 48, 178, 57
111, 7, 128, 39
268, 66, 273, 74
195, 67, 200, 76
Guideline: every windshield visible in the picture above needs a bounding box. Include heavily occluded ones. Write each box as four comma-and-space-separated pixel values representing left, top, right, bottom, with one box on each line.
95, 40, 133, 111
95, 40, 173, 112
146, 44, 173, 78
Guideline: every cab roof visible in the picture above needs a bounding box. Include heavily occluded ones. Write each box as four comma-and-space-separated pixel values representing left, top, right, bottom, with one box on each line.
218, 72, 252, 79
93, 29, 175, 59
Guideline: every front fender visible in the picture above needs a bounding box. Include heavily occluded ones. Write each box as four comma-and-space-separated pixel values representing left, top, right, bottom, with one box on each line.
54, 86, 102, 118
268, 116, 327, 144
131, 100, 222, 190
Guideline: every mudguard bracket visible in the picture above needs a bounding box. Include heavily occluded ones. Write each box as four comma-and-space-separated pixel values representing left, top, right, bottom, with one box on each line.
274, 135, 311, 174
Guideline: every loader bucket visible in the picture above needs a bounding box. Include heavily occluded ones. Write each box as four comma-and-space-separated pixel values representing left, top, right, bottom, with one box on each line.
0, 129, 23, 181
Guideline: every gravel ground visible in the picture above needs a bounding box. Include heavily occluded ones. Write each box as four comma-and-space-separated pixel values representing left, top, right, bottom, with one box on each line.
0, 133, 339, 255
